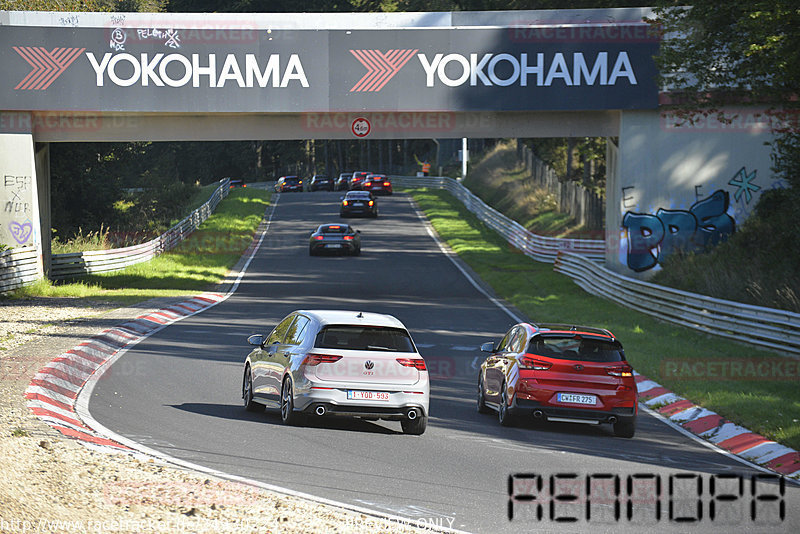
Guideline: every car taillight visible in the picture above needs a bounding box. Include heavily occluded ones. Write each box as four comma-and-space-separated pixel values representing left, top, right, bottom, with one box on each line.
343, 235, 354, 240
606, 365, 633, 377
364, 181, 372, 187
396, 358, 427, 371
342, 200, 349, 206
304, 353, 343, 366
383, 182, 390, 187
519, 356, 552, 370
368, 200, 374, 206
313, 235, 324, 240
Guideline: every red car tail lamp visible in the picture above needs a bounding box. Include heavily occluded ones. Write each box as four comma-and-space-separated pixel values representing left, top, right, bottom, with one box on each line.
343, 235, 354, 240
383, 181, 391, 187
303, 353, 343, 366
518, 355, 552, 370
396, 358, 427, 371
606, 365, 634, 377
313, 235, 324, 240
364, 181, 372, 187
342, 200, 349, 206
368, 200, 374, 206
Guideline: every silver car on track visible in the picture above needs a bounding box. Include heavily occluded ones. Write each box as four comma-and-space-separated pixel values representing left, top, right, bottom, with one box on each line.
242, 310, 430, 435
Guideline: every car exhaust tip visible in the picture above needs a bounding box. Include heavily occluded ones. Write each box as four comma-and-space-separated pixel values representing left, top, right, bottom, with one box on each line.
315, 405, 326, 416
407, 409, 418, 420
533, 410, 544, 419
608, 416, 618, 424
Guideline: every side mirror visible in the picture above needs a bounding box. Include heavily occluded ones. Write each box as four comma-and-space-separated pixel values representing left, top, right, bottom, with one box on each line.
356, 229, 361, 234
247, 334, 265, 347
480, 341, 496, 353
339, 196, 345, 200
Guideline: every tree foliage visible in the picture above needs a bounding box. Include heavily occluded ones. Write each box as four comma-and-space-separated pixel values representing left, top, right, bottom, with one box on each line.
650, 1, 800, 190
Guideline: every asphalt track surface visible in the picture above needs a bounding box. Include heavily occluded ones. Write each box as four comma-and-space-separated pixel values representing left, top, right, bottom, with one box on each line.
89, 191, 799, 533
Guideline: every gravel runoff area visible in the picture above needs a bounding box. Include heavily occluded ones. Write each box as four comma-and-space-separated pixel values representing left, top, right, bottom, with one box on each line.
0, 296, 430, 534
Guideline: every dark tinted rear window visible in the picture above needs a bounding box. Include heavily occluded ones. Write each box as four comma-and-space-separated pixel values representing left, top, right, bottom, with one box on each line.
527, 337, 624, 362
315, 326, 415, 352
346, 192, 371, 199
321, 225, 349, 234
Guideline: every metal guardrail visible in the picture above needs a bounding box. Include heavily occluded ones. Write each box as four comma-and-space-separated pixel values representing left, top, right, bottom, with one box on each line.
392, 175, 605, 262
0, 246, 41, 293
0, 178, 230, 291
554, 251, 800, 355
50, 178, 230, 279
395, 174, 799, 355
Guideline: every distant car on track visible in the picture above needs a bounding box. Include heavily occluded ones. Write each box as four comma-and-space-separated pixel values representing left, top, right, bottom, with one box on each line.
335, 173, 352, 191
310, 175, 333, 191
309, 223, 361, 256
242, 309, 430, 434
229, 179, 246, 188
477, 322, 637, 437
349, 171, 371, 190
340, 191, 378, 218
361, 174, 392, 195
275, 176, 303, 192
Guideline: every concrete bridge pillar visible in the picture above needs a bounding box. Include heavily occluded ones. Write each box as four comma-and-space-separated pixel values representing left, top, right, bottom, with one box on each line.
0, 111, 45, 279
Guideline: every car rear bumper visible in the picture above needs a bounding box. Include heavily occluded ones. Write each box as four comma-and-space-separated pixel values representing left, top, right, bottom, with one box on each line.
309, 242, 358, 254
340, 208, 375, 217
296, 385, 429, 419
514, 398, 636, 424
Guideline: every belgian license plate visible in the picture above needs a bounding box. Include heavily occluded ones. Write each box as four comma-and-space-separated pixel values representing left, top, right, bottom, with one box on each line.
326, 244, 342, 248
347, 390, 390, 401
557, 393, 596, 405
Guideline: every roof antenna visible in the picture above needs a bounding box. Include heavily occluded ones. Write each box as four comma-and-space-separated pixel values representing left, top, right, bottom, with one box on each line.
356, 312, 364, 318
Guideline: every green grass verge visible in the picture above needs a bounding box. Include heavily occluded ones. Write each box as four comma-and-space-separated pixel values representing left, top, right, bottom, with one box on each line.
11, 188, 269, 306
408, 187, 800, 450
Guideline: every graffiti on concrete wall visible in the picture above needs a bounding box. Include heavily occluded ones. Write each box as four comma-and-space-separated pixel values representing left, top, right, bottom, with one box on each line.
622, 189, 736, 272
2, 174, 34, 246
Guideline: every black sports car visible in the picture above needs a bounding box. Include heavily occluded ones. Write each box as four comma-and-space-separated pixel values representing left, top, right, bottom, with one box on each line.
340, 191, 378, 218
309, 224, 361, 256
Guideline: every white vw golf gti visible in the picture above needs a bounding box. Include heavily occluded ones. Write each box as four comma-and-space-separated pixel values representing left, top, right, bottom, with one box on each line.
242, 310, 430, 435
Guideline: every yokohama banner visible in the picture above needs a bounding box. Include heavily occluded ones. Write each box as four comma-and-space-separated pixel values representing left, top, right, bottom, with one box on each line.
0, 26, 658, 112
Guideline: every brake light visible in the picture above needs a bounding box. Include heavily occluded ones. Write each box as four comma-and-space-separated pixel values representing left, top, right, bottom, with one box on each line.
313, 235, 324, 240
329, 225, 341, 229
342, 200, 349, 206
304, 353, 343, 366
606, 365, 633, 377
383, 182, 390, 187
343, 235, 354, 240
364, 181, 372, 187
519, 356, 552, 370
396, 358, 427, 371
368, 200, 374, 206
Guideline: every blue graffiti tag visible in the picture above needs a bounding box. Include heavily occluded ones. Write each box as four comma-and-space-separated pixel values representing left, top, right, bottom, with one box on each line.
622, 189, 736, 272
728, 167, 760, 203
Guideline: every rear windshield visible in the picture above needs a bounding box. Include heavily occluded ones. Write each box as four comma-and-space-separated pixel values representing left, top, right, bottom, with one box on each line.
346, 192, 370, 199
315, 326, 415, 352
321, 225, 349, 234
527, 337, 624, 362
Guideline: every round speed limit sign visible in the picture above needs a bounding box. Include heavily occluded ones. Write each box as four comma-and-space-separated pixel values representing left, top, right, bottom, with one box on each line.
351, 117, 371, 137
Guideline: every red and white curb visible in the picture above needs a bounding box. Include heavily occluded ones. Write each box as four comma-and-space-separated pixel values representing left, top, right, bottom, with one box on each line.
635, 372, 800, 481
25, 293, 226, 454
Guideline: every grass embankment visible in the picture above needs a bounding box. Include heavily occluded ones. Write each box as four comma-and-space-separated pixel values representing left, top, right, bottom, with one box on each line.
408, 187, 800, 451
13, 187, 269, 305
463, 140, 593, 238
